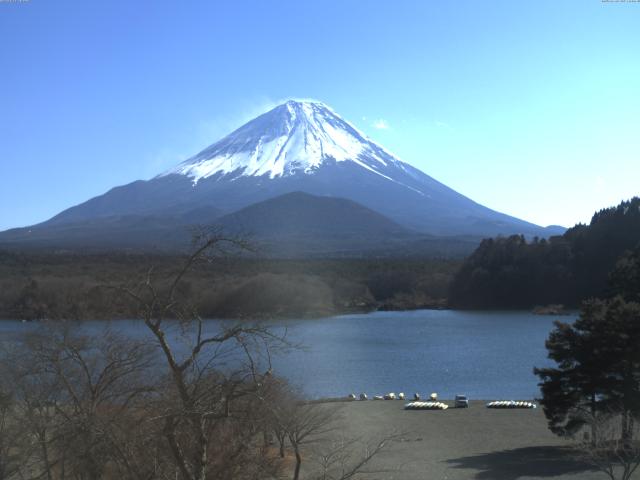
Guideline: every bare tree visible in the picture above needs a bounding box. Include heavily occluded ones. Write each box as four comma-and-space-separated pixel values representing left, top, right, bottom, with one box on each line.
1, 325, 158, 480
264, 384, 398, 480
116, 231, 287, 480
3, 345, 63, 480
0, 388, 26, 480
310, 434, 398, 480
576, 409, 640, 480
285, 402, 338, 480
0, 230, 395, 480
0, 232, 288, 480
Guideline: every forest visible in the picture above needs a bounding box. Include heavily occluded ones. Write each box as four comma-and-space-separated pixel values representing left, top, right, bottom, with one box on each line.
449, 197, 640, 309
3, 198, 640, 320
0, 250, 459, 321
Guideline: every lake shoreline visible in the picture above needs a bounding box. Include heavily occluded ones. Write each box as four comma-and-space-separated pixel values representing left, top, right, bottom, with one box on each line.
0, 301, 447, 322
2, 299, 581, 323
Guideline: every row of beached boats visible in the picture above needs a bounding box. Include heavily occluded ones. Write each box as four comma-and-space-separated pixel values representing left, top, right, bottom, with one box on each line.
485, 400, 536, 409
404, 399, 536, 411
404, 401, 449, 410
348, 392, 437, 401
347, 393, 537, 410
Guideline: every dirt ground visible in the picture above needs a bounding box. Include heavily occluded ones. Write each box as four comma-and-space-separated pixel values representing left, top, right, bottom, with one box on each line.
311, 400, 627, 480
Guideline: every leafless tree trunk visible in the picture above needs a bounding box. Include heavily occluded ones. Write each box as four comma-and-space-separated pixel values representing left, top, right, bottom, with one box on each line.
0, 389, 26, 480
1, 325, 158, 480
0, 229, 392, 480
310, 434, 399, 480
263, 382, 398, 480
576, 409, 640, 480
287, 403, 338, 480
116, 231, 288, 480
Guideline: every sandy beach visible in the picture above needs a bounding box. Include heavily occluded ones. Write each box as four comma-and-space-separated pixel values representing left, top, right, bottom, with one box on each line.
314, 400, 615, 480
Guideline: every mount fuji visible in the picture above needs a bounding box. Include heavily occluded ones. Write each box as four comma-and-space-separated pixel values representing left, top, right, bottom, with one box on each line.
0, 100, 563, 253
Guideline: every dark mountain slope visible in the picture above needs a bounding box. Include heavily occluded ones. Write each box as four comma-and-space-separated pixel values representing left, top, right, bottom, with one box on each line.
217, 191, 411, 238
0, 192, 479, 257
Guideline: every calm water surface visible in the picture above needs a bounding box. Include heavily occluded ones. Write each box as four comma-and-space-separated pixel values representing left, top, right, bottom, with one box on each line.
0, 310, 576, 400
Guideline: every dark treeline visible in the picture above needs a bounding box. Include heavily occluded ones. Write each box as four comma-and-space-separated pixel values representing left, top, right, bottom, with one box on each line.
533, 236, 640, 480
0, 251, 460, 320
450, 197, 640, 309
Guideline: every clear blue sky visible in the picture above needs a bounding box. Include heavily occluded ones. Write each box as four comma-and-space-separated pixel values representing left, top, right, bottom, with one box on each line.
1, 0, 639, 231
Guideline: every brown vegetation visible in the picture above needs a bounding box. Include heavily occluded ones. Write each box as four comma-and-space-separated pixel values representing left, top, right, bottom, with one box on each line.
0, 250, 459, 321
0, 235, 396, 479
576, 411, 640, 480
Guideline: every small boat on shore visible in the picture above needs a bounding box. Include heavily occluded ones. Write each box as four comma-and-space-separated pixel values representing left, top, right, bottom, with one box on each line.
404, 401, 448, 410
486, 400, 536, 409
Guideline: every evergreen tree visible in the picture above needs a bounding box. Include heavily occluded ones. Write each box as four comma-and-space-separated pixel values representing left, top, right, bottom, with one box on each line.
535, 248, 640, 444
534, 300, 614, 438
450, 197, 640, 309
609, 246, 640, 303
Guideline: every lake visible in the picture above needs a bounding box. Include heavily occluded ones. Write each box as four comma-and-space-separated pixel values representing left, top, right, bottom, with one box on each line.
0, 309, 575, 400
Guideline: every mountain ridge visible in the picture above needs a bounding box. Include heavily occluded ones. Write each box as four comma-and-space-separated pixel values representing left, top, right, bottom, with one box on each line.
0, 99, 565, 252
0, 192, 480, 257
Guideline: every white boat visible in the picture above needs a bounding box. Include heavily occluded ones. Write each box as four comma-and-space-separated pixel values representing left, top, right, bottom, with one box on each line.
486, 400, 536, 409
404, 401, 448, 410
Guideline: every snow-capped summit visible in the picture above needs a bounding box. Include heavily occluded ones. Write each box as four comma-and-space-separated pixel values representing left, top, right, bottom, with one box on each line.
165, 100, 406, 183
3, 98, 565, 248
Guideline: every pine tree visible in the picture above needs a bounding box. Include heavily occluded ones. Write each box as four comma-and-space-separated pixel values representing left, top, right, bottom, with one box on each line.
535, 297, 640, 442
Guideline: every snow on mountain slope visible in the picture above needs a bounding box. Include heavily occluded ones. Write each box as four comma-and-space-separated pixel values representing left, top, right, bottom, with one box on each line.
163, 100, 416, 188
2, 98, 566, 244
